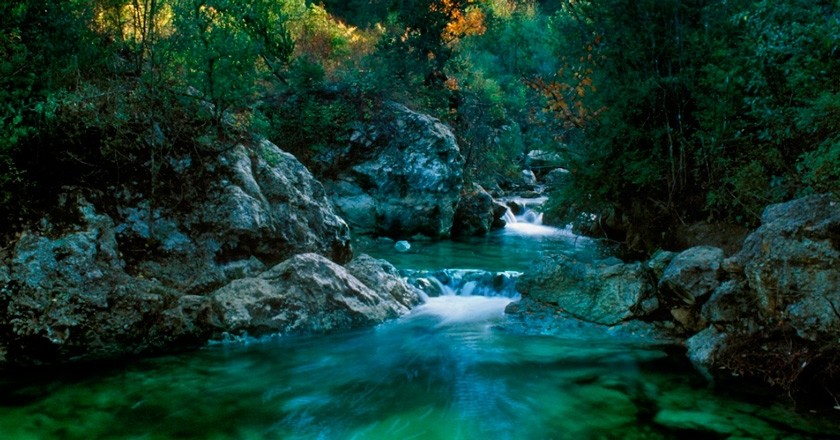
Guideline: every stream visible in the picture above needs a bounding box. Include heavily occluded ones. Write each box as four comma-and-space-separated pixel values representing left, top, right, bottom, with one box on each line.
1, 207, 838, 439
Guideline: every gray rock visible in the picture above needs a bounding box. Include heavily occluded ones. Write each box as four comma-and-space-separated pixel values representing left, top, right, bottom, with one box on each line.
701, 281, 755, 326
491, 201, 509, 229
394, 241, 411, 252
1, 194, 211, 365
210, 253, 408, 336
452, 185, 496, 237
647, 250, 676, 280
526, 150, 563, 169
197, 141, 352, 265
345, 254, 422, 309
112, 139, 352, 292
542, 168, 570, 188
517, 254, 654, 325
733, 194, 840, 340
326, 103, 464, 238
685, 327, 727, 381
0, 137, 360, 366
658, 246, 724, 305
520, 169, 537, 186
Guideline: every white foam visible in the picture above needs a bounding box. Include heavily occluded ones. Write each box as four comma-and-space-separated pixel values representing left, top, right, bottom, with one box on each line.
410, 295, 515, 325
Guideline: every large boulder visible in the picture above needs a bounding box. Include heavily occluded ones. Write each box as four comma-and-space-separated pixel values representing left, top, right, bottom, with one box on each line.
731, 194, 840, 340
345, 254, 423, 309
0, 139, 365, 366
658, 246, 725, 305
0, 193, 213, 365
325, 102, 464, 239
115, 139, 352, 292
452, 185, 501, 237
210, 253, 409, 336
0, 194, 414, 366
516, 254, 656, 326
195, 140, 353, 264
682, 195, 840, 398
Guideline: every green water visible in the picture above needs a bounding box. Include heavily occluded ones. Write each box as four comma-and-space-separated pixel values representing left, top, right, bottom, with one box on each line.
355, 224, 609, 272
1, 225, 838, 439
1, 302, 837, 439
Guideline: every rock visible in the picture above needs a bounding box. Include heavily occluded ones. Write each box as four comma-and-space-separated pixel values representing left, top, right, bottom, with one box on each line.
507, 200, 525, 215
685, 327, 727, 381
0, 138, 360, 366
658, 246, 724, 305
503, 296, 677, 344
345, 254, 423, 309
405, 269, 520, 298
195, 140, 352, 265
452, 185, 496, 237
114, 139, 352, 292
654, 409, 751, 436
326, 102, 464, 238
526, 150, 563, 170
647, 250, 676, 280
670, 307, 705, 333
733, 194, 840, 340
669, 221, 750, 256
517, 254, 655, 326
519, 190, 542, 199
491, 201, 509, 229
210, 253, 408, 336
543, 168, 571, 188
410, 277, 446, 298
0, 194, 212, 365
520, 169, 537, 186
700, 281, 755, 327
394, 241, 411, 252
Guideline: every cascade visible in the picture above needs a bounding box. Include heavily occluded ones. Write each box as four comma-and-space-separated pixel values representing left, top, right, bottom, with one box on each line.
402, 269, 520, 325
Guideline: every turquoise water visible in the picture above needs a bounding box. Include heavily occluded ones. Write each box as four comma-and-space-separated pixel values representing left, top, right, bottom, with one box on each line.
355, 224, 608, 272
1, 224, 838, 439
1, 298, 837, 439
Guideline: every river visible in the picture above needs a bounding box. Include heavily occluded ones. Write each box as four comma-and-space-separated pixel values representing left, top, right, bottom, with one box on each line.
1, 210, 838, 439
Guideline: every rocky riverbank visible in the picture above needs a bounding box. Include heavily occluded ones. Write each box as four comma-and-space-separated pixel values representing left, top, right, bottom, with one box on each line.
0, 138, 421, 367
507, 194, 840, 402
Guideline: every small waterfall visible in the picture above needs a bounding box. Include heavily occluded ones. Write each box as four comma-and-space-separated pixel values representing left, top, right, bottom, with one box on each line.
404, 269, 520, 325
406, 269, 521, 299
500, 199, 563, 237
502, 208, 517, 225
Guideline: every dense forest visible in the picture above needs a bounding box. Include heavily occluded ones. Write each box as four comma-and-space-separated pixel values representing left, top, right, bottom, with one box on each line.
1, 0, 838, 250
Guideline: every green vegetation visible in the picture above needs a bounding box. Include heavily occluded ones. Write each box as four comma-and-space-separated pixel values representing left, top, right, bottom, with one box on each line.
1, 0, 837, 249
536, 0, 840, 249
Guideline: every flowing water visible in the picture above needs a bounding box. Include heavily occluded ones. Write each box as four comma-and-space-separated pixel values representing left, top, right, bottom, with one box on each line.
1, 207, 838, 439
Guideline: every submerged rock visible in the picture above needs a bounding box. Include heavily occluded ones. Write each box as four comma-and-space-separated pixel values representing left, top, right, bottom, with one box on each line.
326, 102, 464, 238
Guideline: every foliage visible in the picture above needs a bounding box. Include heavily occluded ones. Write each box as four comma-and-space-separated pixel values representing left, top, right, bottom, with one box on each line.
2, 0, 838, 250
535, 0, 840, 248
